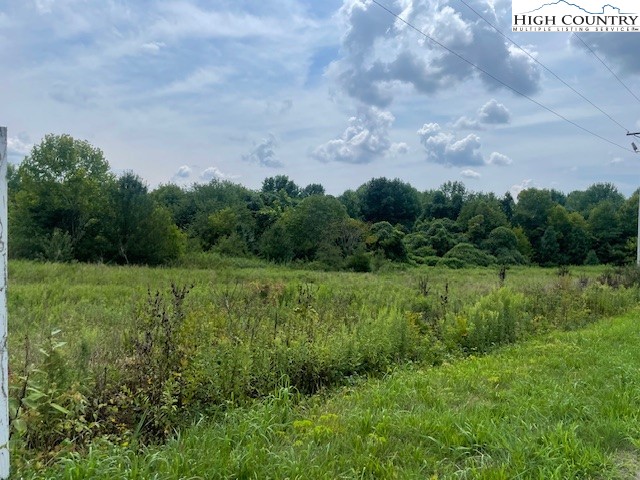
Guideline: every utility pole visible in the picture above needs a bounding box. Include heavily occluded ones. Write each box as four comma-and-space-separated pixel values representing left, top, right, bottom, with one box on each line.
626, 131, 640, 267
0, 127, 8, 479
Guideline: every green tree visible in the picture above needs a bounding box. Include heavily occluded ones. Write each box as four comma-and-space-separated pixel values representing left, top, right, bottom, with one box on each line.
513, 188, 556, 262
301, 183, 325, 198
482, 226, 526, 265
500, 192, 516, 221
338, 189, 362, 219
457, 197, 508, 246
547, 205, 590, 265
151, 184, 190, 229
566, 182, 624, 216
539, 226, 561, 266
367, 221, 407, 262
11, 134, 115, 261
423, 181, 468, 220
185, 179, 259, 249
109, 172, 185, 265
281, 195, 349, 261
261, 175, 301, 209
588, 201, 624, 264
358, 177, 421, 228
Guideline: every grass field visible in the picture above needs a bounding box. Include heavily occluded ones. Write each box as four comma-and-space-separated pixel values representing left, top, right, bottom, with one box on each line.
15, 309, 640, 479
7, 260, 640, 478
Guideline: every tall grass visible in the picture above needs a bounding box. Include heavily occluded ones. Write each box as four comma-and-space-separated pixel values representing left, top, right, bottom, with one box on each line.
7, 261, 640, 469
15, 309, 640, 479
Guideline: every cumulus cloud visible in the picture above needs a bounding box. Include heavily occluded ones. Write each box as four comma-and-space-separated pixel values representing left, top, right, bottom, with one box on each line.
201, 166, 236, 181
487, 152, 512, 166
311, 106, 407, 164
478, 99, 511, 124
328, 0, 541, 107
453, 99, 511, 130
175, 165, 192, 178
242, 134, 283, 168
172, 164, 237, 183
418, 123, 484, 167
460, 169, 481, 179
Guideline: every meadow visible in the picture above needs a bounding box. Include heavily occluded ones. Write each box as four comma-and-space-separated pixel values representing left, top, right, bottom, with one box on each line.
8, 259, 640, 478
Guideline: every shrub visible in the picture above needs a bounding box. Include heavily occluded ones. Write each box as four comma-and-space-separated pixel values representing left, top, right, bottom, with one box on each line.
443, 243, 496, 267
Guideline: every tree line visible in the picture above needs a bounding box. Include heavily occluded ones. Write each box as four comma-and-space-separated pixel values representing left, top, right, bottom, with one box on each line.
7, 134, 639, 269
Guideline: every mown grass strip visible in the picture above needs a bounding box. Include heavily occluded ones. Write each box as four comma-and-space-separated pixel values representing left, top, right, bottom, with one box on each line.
16, 308, 640, 479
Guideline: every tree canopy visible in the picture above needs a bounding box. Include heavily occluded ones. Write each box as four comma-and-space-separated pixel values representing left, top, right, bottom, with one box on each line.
8, 134, 640, 269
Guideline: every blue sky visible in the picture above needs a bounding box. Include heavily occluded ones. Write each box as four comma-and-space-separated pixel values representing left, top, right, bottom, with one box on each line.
3, 0, 640, 197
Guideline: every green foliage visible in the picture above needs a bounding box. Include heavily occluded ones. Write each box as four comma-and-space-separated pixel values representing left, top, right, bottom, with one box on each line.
588, 201, 626, 265
11, 134, 115, 261
8, 134, 640, 269
18, 282, 640, 479
423, 181, 468, 220
8, 261, 640, 475
584, 249, 600, 265
482, 226, 526, 265
367, 222, 407, 262
566, 182, 624, 216
513, 188, 558, 261
10, 330, 94, 456
259, 221, 294, 262
457, 196, 508, 245
443, 243, 496, 267
358, 177, 421, 228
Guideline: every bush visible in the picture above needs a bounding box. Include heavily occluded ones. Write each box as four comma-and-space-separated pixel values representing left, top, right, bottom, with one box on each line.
345, 251, 372, 272
445, 288, 528, 354
437, 257, 466, 269
443, 243, 496, 267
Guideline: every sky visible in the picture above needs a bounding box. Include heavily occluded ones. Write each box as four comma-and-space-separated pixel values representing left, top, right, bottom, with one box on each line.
3, 0, 640, 198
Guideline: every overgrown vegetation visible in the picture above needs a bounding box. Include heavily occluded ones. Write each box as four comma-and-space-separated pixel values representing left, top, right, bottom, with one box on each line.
14, 294, 640, 479
8, 134, 640, 269
8, 261, 640, 473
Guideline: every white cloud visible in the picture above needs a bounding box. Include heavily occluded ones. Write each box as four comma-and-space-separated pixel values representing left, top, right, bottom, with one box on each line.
460, 169, 481, 179
242, 134, 283, 168
453, 99, 511, 130
512, 179, 533, 200
478, 99, 511, 124
487, 152, 513, 166
201, 166, 235, 181
329, 0, 541, 107
452, 116, 483, 130
311, 106, 406, 163
141, 42, 166, 54
389, 142, 410, 156
176, 165, 192, 178
418, 123, 484, 167
7, 133, 33, 160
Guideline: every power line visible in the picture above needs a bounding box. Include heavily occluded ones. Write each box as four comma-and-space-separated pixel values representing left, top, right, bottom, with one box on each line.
368, 0, 633, 153
455, 0, 629, 132
573, 33, 640, 106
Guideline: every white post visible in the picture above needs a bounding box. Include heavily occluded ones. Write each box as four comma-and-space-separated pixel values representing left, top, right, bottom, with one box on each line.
0, 127, 8, 478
